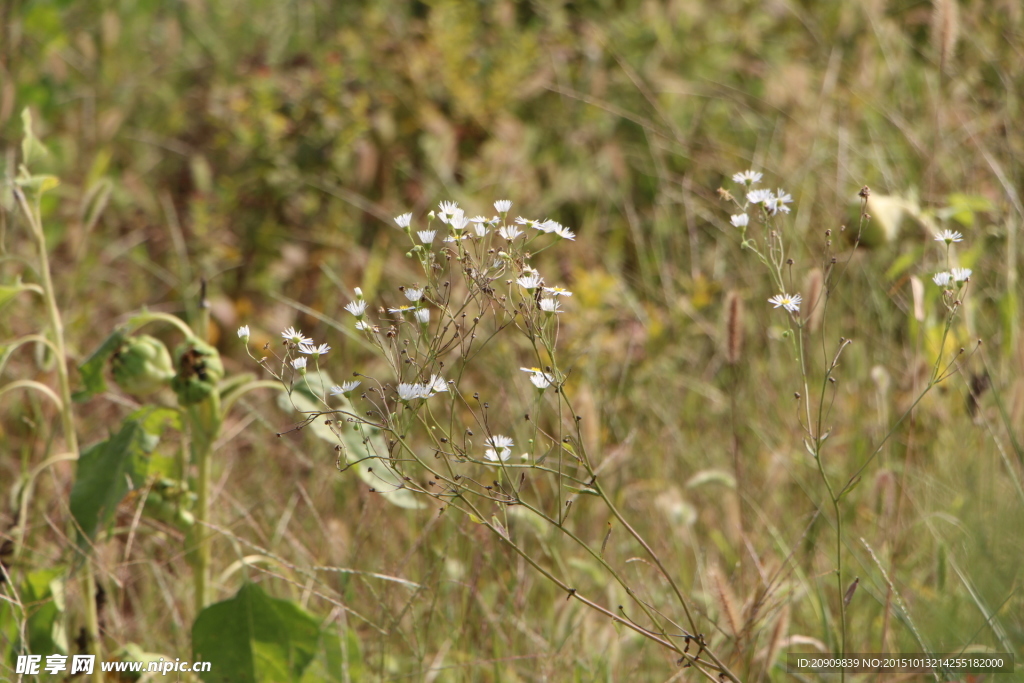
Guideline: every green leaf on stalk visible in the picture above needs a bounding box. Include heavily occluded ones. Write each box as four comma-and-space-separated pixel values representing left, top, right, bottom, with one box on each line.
20, 108, 50, 169
192, 582, 320, 683
70, 407, 177, 542
73, 328, 128, 401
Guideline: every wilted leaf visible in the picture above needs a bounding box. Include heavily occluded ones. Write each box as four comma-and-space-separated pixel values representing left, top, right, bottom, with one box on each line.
279, 371, 424, 510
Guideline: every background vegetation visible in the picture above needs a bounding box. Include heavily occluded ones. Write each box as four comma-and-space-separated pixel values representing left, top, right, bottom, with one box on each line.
2, 0, 1022, 679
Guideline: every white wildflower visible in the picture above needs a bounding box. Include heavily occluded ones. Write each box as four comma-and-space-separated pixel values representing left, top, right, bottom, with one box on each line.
768, 293, 802, 313
935, 229, 964, 244
499, 225, 523, 240
484, 435, 514, 462
345, 300, 368, 317
331, 381, 361, 395
732, 170, 763, 185
299, 342, 331, 357
282, 326, 313, 345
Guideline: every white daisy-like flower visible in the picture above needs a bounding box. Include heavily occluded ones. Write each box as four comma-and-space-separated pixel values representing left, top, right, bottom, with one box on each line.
768, 293, 802, 313
732, 170, 763, 185
388, 305, 416, 315
952, 267, 972, 282
551, 224, 576, 240
414, 308, 430, 324
404, 288, 424, 302
521, 367, 555, 389
517, 272, 544, 289
418, 230, 436, 243
397, 383, 427, 401
484, 434, 514, 462
394, 212, 412, 228
933, 272, 953, 287
730, 214, 749, 228
539, 298, 562, 313
934, 229, 964, 244
543, 286, 573, 297
473, 222, 489, 237
438, 200, 459, 218
747, 189, 773, 205
299, 342, 331, 356
448, 209, 470, 231
237, 325, 250, 339
443, 233, 471, 242
495, 199, 512, 213
354, 320, 372, 331
765, 189, 793, 216
291, 357, 307, 371
282, 326, 313, 345
469, 215, 489, 224
536, 219, 558, 233
345, 300, 368, 317
499, 225, 523, 240
330, 381, 361, 395
427, 374, 448, 394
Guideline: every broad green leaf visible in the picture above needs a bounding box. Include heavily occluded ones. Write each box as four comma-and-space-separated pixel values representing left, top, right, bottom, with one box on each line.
70, 407, 175, 542
21, 568, 68, 656
74, 328, 128, 401
192, 582, 320, 683
279, 371, 423, 510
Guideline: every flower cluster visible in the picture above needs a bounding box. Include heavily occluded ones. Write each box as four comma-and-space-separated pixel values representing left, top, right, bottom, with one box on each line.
724, 169, 801, 315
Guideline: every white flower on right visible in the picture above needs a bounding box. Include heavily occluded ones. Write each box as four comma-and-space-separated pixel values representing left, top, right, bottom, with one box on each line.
747, 189, 773, 205
484, 435, 514, 462
952, 267, 972, 283
730, 213, 749, 228
768, 293, 802, 313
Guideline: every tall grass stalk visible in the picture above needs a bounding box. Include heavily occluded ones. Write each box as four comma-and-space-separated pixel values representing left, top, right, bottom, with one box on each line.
13, 184, 103, 683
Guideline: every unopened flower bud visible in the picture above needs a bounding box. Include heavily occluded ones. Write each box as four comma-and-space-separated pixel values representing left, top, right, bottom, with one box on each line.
111, 335, 175, 397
